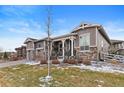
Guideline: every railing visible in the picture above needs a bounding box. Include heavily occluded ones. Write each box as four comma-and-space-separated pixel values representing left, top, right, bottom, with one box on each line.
103, 53, 124, 63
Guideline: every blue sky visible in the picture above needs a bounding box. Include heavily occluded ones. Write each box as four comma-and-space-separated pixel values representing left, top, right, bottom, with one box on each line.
0, 5, 124, 51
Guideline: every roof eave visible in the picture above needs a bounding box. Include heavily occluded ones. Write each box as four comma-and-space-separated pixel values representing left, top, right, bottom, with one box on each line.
98, 26, 111, 45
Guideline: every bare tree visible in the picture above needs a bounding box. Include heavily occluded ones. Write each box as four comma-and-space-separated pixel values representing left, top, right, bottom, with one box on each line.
45, 6, 52, 79
39, 6, 53, 85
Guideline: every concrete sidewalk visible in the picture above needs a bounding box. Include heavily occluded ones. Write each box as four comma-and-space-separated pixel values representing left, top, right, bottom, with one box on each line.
0, 60, 26, 68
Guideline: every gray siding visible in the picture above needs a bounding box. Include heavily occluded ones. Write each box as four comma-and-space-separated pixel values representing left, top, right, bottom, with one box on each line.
35, 41, 44, 48
97, 28, 110, 54
74, 27, 96, 47
26, 41, 34, 49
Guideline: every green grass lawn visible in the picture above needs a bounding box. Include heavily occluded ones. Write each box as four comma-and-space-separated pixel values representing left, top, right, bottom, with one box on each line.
0, 64, 124, 87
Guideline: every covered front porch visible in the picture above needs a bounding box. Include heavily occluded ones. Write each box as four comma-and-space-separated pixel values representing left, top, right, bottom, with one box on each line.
51, 34, 77, 60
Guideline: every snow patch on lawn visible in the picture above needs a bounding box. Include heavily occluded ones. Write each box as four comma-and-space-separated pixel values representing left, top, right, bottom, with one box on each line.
69, 61, 124, 74
25, 61, 40, 65
21, 78, 25, 80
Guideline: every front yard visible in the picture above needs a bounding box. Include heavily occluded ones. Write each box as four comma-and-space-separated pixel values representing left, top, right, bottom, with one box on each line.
0, 64, 124, 87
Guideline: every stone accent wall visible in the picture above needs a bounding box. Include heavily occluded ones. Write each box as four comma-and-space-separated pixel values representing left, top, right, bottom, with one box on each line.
75, 47, 98, 61
90, 47, 98, 60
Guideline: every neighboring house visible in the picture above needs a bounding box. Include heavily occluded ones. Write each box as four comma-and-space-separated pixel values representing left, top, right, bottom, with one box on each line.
34, 38, 48, 61
110, 39, 124, 53
24, 23, 111, 61
15, 46, 26, 60
9, 52, 18, 61
24, 38, 37, 61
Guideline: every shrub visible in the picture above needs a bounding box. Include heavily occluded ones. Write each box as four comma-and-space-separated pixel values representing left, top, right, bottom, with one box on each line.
63, 59, 68, 63
78, 60, 83, 63
52, 59, 60, 64
40, 60, 47, 64
67, 59, 77, 64
9, 57, 18, 61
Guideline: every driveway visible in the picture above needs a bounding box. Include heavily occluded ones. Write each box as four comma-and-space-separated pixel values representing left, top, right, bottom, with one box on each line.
0, 60, 26, 68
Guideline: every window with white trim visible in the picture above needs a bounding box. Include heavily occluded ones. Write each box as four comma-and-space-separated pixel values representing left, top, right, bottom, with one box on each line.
79, 33, 90, 51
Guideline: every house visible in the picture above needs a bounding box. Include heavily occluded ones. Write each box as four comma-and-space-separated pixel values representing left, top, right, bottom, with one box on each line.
34, 37, 48, 61
24, 38, 37, 61
24, 23, 111, 61
110, 39, 124, 53
9, 52, 18, 61
15, 46, 26, 60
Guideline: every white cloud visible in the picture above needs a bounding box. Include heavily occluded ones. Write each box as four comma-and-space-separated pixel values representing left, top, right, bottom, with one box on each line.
0, 37, 25, 52
104, 21, 124, 33
6, 20, 47, 36
104, 21, 124, 40
0, 20, 48, 51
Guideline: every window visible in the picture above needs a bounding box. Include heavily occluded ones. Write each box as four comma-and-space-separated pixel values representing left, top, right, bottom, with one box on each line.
79, 33, 90, 51
38, 44, 41, 48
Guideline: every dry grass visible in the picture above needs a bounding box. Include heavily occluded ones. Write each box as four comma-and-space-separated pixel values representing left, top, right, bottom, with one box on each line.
0, 64, 124, 87
0, 71, 11, 86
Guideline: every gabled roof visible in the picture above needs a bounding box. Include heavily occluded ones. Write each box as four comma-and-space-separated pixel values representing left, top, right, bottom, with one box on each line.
34, 33, 77, 42
72, 23, 100, 32
34, 37, 48, 43
52, 33, 77, 40
15, 46, 26, 50
24, 37, 37, 44
71, 23, 111, 44
97, 26, 111, 44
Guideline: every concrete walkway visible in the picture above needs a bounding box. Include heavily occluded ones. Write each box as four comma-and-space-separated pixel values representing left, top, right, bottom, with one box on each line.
0, 60, 26, 68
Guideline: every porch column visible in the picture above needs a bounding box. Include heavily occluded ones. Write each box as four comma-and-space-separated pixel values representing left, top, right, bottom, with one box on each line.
71, 38, 74, 56
62, 39, 65, 59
